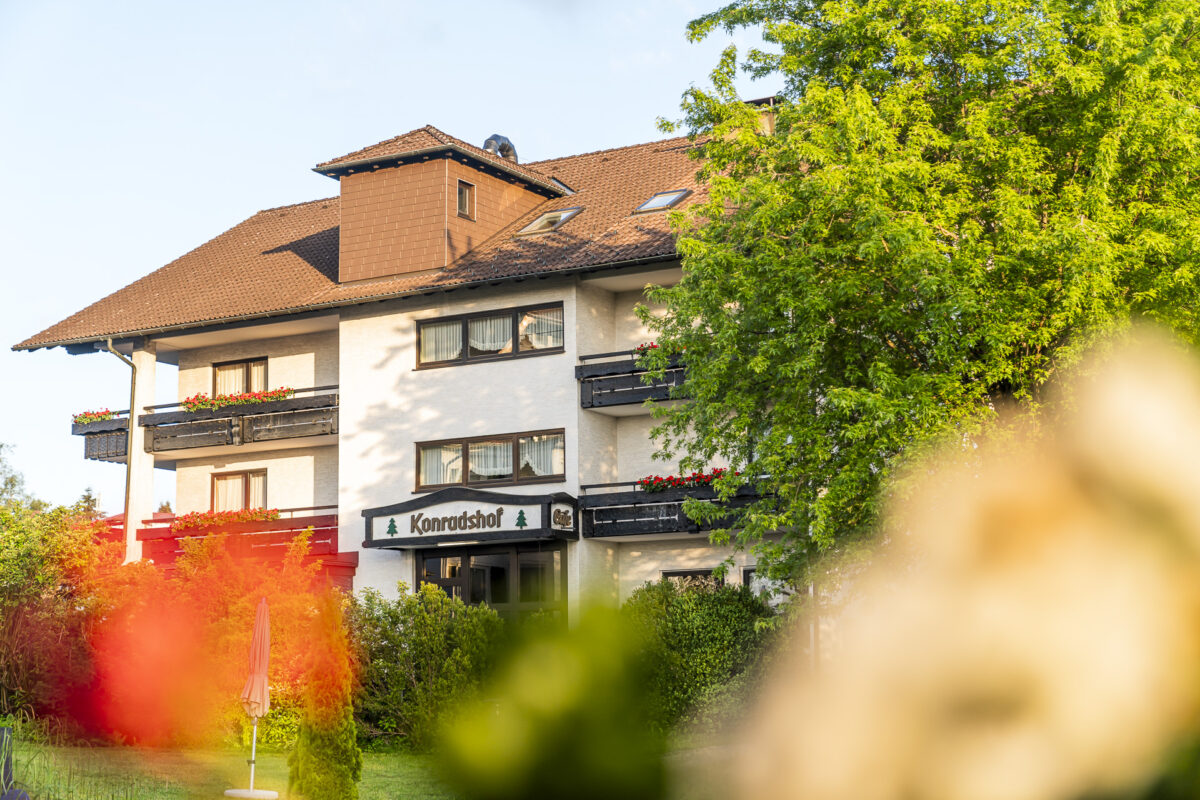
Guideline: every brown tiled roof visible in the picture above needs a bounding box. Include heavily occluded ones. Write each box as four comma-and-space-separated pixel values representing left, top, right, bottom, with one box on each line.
315, 125, 564, 196
15, 134, 703, 351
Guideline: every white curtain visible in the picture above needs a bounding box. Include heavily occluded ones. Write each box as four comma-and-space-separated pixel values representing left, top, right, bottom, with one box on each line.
248, 360, 266, 393
214, 474, 244, 511
421, 444, 462, 486
247, 472, 266, 508
215, 363, 244, 395
519, 308, 563, 351
420, 321, 462, 363
469, 440, 512, 481
519, 434, 564, 477
468, 315, 512, 357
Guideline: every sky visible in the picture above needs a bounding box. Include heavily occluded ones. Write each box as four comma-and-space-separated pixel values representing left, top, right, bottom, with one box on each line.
0, 0, 774, 513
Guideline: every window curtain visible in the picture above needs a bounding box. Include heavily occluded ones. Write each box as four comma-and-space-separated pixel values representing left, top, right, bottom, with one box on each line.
421, 444, 462, 486
420, 321, 462, 363
469, 440, 513, 481
247, 472, 266, 509
248, 360, 266, 393
519, 308, 563, 351
468, 315, 512, 357
215, 363, 244, 395
214, 474, 245, 511
519, 434, 564, 477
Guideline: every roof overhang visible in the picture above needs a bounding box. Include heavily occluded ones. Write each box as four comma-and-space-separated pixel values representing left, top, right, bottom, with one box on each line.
313, 145, 565, 199
14, 254, 681, 354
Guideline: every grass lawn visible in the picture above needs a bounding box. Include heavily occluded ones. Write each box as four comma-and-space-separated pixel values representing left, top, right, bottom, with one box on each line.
11, 742, 454, 800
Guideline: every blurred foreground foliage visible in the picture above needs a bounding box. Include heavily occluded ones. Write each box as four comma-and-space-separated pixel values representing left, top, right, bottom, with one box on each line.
438, 608, 668, 800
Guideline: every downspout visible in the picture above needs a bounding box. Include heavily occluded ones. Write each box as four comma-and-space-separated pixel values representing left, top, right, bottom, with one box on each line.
104, 338, 136, 544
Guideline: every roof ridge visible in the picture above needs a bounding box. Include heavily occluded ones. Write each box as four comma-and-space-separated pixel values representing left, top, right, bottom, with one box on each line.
528, 134, 697, 167
257, 195, 339, 214
314, 126, 441, 169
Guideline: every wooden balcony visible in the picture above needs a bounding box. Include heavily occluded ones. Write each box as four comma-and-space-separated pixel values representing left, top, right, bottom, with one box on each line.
578, 482, 757, 539
72, 386, 338, 462
135, 505, 358, 591
575, 352, 685, 414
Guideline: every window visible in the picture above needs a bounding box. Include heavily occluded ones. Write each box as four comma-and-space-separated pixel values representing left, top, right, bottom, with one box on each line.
213, 358, 266, 396
416, 303, 564, 367
457, 180, 475, 220
516, 207, 581, 235
417, 430, 565, 490
419, 542, 567, 621
743, 567, 792, 608
662, 569, 723, 589
211, 470, 267, 512
634, 189, 690, 214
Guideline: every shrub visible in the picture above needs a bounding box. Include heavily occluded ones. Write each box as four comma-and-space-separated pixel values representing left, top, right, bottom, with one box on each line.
350, 583, 503, 751
238, 694, 300, 751
288, 592, 361, 800
622, 579, 774, 731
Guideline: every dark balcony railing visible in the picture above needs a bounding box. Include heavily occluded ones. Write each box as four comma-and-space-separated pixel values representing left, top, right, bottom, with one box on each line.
578, 481, 756, 538
575, 351, 685, 409
135, 505, 359, 590
72, 385, 339, 460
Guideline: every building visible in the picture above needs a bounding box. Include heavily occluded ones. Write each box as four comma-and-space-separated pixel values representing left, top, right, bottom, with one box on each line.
14, 125, 763, 621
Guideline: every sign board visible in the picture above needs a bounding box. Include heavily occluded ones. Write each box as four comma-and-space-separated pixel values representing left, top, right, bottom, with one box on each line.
362, 488, 577, 549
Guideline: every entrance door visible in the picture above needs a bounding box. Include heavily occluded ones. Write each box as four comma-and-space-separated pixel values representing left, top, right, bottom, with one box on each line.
418, 554, 466, 601
417, 542, 566, 620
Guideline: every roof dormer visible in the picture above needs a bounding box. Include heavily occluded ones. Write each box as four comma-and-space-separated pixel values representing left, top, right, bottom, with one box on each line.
315, 126, 562, 284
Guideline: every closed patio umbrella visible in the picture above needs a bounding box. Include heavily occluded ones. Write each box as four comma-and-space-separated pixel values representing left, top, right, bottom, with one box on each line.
225, 598, 278, 800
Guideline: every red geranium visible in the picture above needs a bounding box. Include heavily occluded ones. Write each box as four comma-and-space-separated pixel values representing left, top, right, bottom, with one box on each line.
181, 387, 295, 413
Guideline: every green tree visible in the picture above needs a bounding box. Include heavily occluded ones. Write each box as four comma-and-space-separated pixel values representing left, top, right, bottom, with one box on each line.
643, 0, 1200, 583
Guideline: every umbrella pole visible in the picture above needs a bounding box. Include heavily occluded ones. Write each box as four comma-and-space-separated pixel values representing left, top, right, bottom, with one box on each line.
250, 717, 258, 791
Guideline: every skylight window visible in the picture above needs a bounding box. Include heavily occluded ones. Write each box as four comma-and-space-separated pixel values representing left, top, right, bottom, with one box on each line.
634, 189, 690, 213
517, 207, 582, 236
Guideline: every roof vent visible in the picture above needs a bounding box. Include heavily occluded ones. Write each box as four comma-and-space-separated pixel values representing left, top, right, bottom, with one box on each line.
482, 134, 518, 164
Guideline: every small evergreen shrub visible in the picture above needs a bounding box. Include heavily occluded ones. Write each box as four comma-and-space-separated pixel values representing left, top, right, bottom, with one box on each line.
350, 583, 504, 751
288, 592, 361, 800
622, 579, 774, 731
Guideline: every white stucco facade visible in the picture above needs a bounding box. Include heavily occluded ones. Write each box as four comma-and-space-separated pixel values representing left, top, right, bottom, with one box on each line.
113, 263, 759, 618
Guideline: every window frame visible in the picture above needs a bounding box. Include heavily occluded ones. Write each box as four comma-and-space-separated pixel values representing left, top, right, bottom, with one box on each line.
457, 179, 475, 221
661, 568, 725, 587
415, 302, 565, 369
415, 428, 567, 492
514, 206, 582, 236
211, 357, 268, 396
633, 189, 691, 214
210, 469, 268, 512
416, 541, 568, 621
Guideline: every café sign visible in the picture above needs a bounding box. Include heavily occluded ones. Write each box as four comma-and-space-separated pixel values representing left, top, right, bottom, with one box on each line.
362, 488, 576, 549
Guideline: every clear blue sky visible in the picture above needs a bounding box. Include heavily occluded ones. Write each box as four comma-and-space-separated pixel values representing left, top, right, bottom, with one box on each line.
0, 0, 772, 512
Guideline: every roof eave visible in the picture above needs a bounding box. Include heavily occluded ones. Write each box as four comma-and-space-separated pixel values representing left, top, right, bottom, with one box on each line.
13, 253, 681, 353
313, 145, 565, 198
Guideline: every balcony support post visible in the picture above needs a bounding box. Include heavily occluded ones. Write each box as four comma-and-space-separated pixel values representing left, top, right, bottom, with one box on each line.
105, 339, 156, 563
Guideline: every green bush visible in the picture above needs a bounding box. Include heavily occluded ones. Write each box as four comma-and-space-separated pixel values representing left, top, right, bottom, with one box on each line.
622, 579, 774, 731
238, 695, 301, 751
351, 583, 504, 751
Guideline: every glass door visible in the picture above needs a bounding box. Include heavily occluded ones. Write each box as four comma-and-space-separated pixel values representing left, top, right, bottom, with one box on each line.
417, 543, 566, 620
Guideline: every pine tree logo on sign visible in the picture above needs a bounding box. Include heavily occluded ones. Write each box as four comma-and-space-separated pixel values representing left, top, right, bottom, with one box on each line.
515, 510, 528, 528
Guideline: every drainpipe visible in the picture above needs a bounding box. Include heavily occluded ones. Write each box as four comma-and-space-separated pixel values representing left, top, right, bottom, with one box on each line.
104, 338, 136, 543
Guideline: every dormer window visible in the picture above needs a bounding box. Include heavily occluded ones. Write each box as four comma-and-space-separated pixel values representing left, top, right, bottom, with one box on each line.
457, 180, 475, 220
634, 189, 689, 213
517, 207, 581, 236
